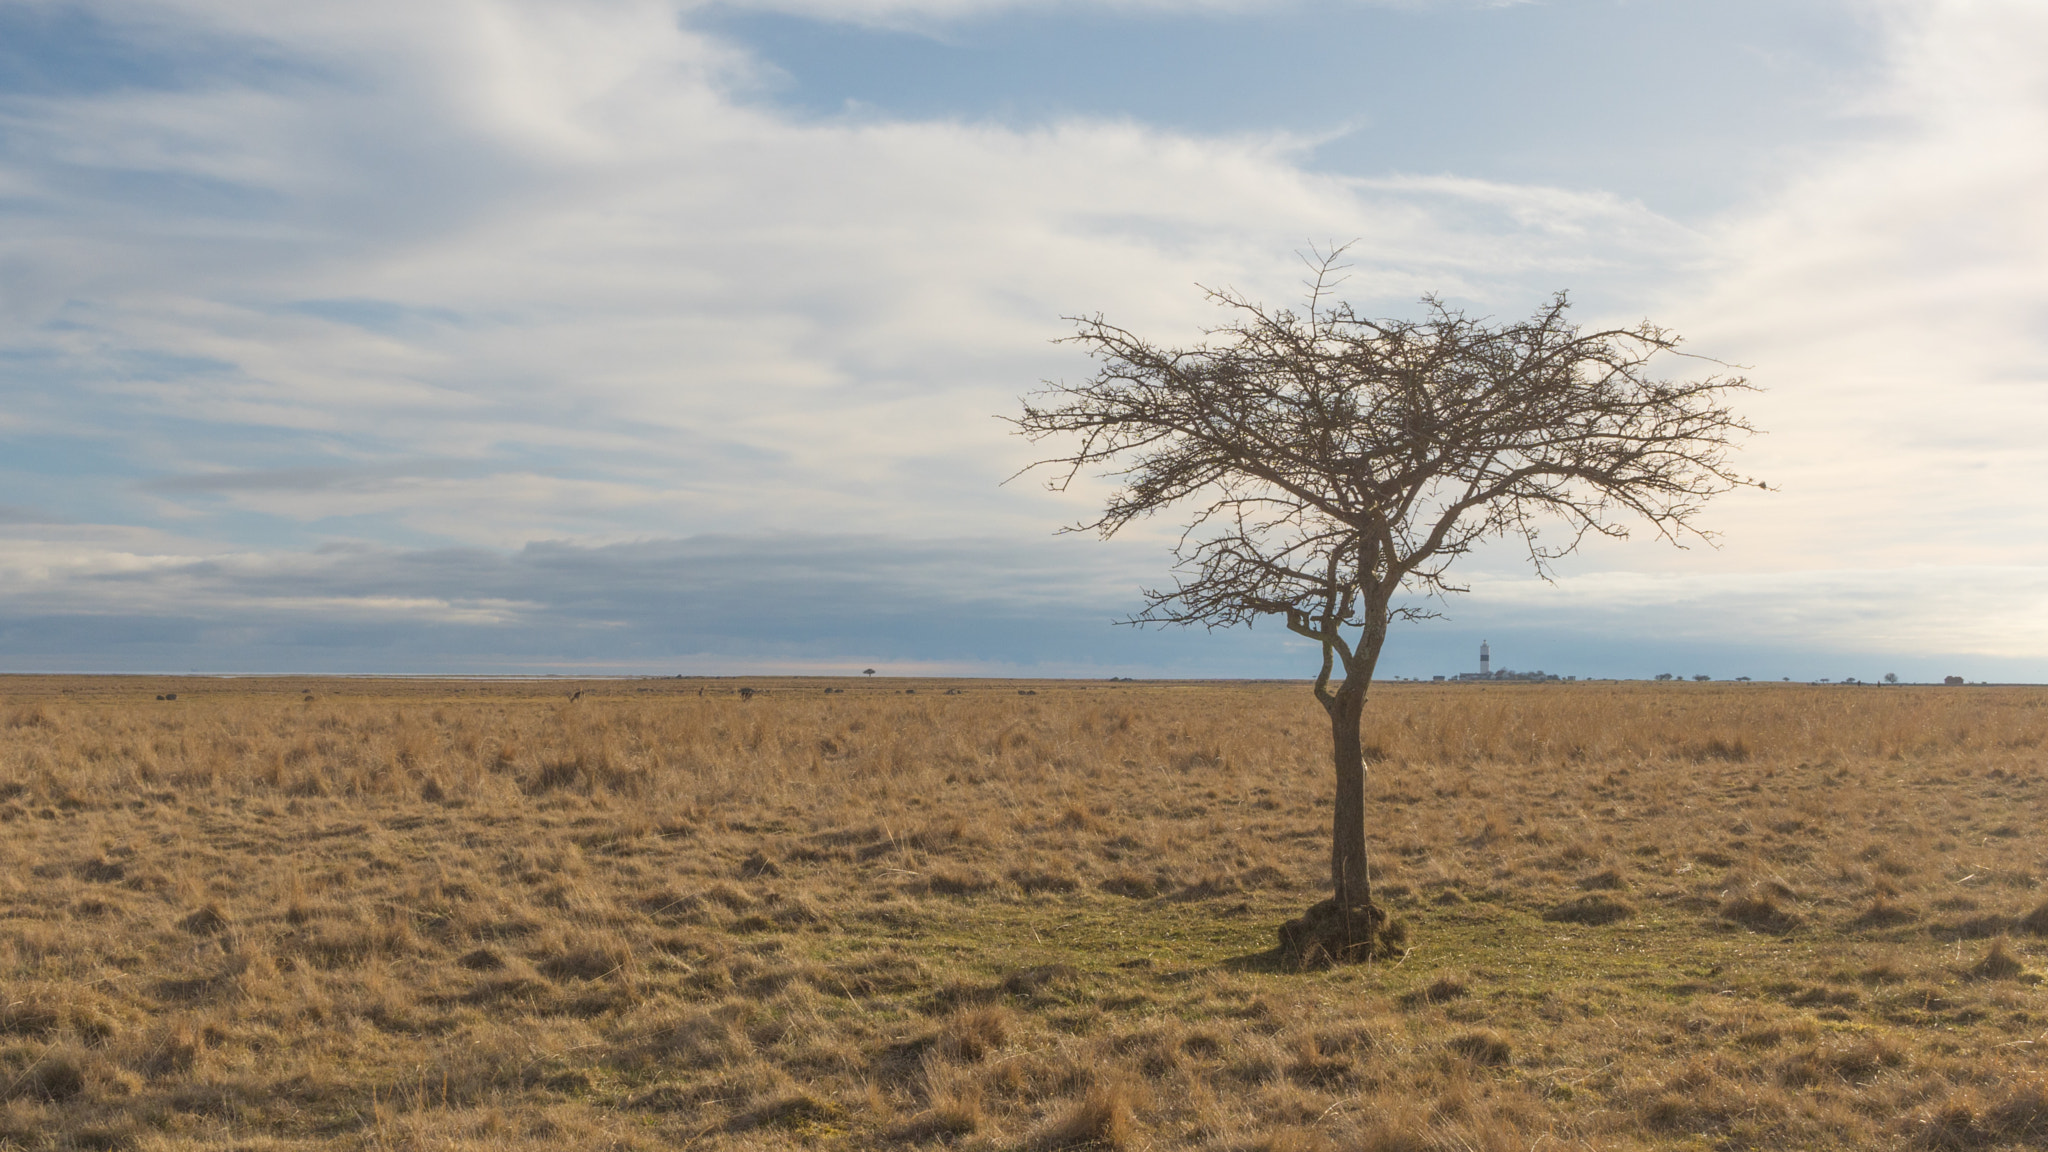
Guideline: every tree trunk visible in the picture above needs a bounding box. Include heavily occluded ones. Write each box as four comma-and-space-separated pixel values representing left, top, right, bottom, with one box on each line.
1277, 645, 1404, 964
1328, 678, 1370, 910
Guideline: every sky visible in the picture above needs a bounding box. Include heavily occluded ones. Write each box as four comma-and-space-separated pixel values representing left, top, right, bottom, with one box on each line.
0, 0, 2044, 681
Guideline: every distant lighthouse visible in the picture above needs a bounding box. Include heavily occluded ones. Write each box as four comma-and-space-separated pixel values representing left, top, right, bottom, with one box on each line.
1480, 640, 1491, 676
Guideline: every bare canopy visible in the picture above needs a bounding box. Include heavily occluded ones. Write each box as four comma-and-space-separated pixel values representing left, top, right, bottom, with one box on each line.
1013, 253, 1759, 962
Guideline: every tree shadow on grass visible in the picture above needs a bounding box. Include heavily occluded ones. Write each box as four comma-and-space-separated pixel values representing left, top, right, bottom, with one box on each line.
1216, 946, 1419, 976
1218, 946, 1296, 975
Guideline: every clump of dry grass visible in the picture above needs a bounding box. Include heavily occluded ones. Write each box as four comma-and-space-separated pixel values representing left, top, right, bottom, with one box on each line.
0, 675, 2042, 1150
2018, 900, 2048, 937
1034, 1078, 1143, 1150
1445, 1030, 1513, 1066
1721, 887, 1803, 934
1850, 896, 1921, 930
1543, 893, 1635, 925
1401, 975, 1468, 1008
1968, 938, 2028, 981
892, 1080, 985, 1142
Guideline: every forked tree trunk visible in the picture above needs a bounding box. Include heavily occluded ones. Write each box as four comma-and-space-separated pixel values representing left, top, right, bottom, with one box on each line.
1277, 643, 1404, 965
1328, 678, 1371, 909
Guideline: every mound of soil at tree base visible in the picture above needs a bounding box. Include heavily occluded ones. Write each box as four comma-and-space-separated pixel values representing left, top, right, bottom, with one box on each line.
1278, 899, 1408, 965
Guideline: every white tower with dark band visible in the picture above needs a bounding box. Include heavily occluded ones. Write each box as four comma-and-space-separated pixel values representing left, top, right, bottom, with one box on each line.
1479, 640, 1490, 676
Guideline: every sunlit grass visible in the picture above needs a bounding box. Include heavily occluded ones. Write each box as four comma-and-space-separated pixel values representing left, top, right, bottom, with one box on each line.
1, 676, 2045, 1149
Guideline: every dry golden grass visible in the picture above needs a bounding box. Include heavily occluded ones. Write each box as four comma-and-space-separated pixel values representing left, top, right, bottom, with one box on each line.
2, 674, 2047, 1150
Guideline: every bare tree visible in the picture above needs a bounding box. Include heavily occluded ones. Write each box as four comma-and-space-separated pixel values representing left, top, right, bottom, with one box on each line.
1012, 252, 1759, 963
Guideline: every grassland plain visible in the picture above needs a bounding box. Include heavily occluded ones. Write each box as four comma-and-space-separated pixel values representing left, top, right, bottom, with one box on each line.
1, 676, 2046, 1151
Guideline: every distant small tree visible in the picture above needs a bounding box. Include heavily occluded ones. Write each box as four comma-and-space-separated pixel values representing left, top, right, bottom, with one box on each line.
1884, 672, 1899, 684
1692, 674, 1710, 682
863, 668, 876, 677
1656, 673, 1676, 682
1014, 251, 1758, 962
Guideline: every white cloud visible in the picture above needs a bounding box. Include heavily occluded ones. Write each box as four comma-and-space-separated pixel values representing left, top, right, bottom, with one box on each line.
703, 0, 1492, 30
1654, 0, 2048, 573
0, 521, 1257, 674
0, 0, 2043, 674
4, 0, 1695, 552
703, 0, 1300, 29
1466, 565, 2048, 660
